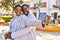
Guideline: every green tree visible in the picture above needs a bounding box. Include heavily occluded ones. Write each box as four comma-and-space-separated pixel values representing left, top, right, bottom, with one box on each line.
36, 0, 42, 13
0, 0, 13, 11
0, 0, 24, 12
15, 0, 24, 5
37, 0, 41, 6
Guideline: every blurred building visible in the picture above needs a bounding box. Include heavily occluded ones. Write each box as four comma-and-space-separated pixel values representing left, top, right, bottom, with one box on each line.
56, 0, 60, 7
0, 0, 60, 21
24, 0, 60, 23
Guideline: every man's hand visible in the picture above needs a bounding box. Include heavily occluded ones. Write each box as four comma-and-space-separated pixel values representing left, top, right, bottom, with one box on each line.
5, 32, 12, 39
42, 16, 50, 24
5, 33, 8, 39
45, 16, 50, 23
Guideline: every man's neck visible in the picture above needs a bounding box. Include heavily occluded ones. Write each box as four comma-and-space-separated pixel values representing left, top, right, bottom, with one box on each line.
16, 14, 21, 17
24, 11, 29, 16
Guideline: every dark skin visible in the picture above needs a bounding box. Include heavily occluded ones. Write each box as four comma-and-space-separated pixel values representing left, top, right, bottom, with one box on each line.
5, 32, 12, 39
43, 16, 50, 24
5, 6, 22, 39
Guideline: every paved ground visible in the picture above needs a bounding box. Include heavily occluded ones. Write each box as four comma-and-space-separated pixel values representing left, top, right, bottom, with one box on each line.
36, 31, 60, 40
0, 25, 60, 40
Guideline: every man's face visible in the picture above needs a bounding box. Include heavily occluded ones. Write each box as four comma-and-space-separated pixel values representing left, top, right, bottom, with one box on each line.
23, 6, 29, 14
14, 7, 22, 16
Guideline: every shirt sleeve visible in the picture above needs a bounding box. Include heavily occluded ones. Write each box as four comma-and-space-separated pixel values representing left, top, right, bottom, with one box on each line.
8, 17, 16, 32
24, 16, 42, 28
29, 13, 36, 20
9, 26, 12, 32
11, 27, 33, 39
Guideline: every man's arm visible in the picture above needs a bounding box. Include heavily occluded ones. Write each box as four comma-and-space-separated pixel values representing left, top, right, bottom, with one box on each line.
5, 26, 33, 39
11, 27, 33, 39
25, 15, 50, 28
25, 17, 43, 28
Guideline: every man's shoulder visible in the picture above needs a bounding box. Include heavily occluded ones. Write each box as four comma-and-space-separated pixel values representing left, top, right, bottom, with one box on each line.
20, 15, 26, 17
29, 12, 34, 15
28, 12, 35, 17
19, 15, 27, 19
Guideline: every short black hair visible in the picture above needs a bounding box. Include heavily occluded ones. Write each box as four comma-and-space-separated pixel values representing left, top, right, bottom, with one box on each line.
22, 4, 29, 11
22, 4, 29, 8
14, 4, 21, 9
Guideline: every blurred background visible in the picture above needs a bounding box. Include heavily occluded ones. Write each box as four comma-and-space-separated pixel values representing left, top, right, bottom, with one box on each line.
0, 0, 60, 40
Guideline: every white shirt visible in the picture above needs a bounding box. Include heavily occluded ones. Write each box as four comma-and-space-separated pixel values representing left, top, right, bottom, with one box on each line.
9, 15, 42, 40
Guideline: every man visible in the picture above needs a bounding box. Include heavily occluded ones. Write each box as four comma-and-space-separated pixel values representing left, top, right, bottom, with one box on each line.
22, 4, 37, 40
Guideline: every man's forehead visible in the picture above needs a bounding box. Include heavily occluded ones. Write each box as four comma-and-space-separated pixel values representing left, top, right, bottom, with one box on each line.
23, 6, 28, 8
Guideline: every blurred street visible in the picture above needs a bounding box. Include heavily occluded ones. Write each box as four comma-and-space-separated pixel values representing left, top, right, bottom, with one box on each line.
36, 31, 60, 40
0, 25, 60, 40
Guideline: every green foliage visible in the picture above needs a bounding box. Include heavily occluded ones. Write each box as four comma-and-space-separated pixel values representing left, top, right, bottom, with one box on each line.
0, 0, 13, 11
2, 16, 13, 22
15, 0, 24, 5
18, 0, 23, 4
37, 0, 42, 6
0, 0, 24, 11
47, 23, 58, 27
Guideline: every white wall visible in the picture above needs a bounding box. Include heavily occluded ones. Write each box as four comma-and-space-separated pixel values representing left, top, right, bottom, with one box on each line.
46, 0, 56, 16
56, 0, 60, 7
